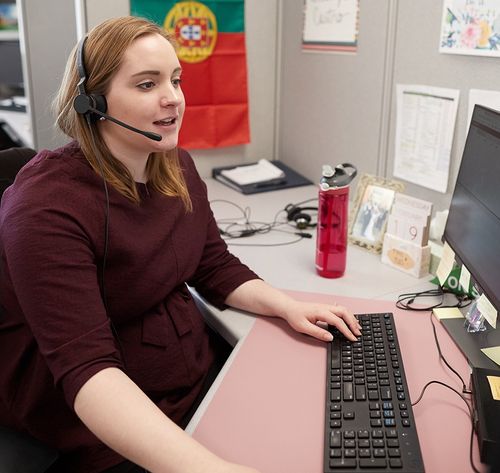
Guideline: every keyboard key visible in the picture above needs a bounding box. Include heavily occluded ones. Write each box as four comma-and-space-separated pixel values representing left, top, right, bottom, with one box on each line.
386, 438, 399, 448
343, 382, 354, 401
330, 389, 341, 402
329, 458, 356, 468
357, 429, 370, 439
344, 448, 356, 458
355, 385, 367, 400
380, 387, 392, 400
359, 458, 387, 468
330, 430, 341, 448
331, 344, 340, 368
390, 458, 403, 468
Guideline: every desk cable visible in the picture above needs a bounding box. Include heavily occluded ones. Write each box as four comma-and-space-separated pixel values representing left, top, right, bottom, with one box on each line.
211, 199, 314, 247
397, 288, 480, 472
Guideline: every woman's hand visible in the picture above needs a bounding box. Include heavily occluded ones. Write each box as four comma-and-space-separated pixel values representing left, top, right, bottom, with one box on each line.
225, 280, 362, 343
279, 300, 362, 342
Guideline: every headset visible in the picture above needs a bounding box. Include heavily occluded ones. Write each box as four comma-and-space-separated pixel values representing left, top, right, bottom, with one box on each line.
72, 36, 162, 142
284, 202, 317, 230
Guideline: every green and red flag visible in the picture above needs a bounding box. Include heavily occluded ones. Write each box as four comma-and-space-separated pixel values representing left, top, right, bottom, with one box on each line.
130, 0, 250, 149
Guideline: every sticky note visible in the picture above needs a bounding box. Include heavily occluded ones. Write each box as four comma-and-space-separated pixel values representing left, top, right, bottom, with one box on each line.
477, 294, 498, 329
481, 346, 500, 366
436, 242, 455, 285
432, 307, 464, 320
486, 376, 500, 401
459, 265, 471, 293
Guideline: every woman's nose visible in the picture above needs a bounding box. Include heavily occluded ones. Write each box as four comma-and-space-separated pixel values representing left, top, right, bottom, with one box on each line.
160, 84, 183, 107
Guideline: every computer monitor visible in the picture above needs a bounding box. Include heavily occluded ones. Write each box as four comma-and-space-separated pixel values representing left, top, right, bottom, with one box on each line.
0, 40, 24, 96
443, 104, 500, 314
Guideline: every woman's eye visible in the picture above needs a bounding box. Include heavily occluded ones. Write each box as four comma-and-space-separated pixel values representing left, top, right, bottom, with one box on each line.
172, 78, 182, 88
138, 81, 155, 90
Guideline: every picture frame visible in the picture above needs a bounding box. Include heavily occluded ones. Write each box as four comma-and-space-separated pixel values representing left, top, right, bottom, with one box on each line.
349, 174, 404, 253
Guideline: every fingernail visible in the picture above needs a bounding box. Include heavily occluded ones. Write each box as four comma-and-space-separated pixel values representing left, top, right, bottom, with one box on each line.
324, 332, 333, 342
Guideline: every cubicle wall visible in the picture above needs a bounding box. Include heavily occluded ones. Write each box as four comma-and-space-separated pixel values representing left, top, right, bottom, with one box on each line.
278, 0, 500, 212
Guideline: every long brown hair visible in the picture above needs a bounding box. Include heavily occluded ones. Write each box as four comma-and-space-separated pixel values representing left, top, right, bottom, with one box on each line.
53, 16, 191, 210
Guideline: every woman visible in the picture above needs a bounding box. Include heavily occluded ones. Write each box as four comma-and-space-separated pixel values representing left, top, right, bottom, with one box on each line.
0, 16, 361, 473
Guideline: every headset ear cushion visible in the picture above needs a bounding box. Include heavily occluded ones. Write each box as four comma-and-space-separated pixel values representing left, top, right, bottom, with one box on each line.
286, 205, 300, 222
293, 212, 312, 230
92, 94, 107, 114
89, 94, 107, 122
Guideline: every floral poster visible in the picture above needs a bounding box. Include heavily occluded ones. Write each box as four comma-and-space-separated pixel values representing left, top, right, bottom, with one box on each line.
439, 0, 500, 56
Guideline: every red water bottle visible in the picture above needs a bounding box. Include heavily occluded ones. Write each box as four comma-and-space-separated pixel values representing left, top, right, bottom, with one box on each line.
315, 163, 357, 278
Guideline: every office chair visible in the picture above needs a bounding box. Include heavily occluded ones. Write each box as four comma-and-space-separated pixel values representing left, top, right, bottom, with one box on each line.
0, 146, 59, 472
0, 426, 59, 473
0, 146, 37, 199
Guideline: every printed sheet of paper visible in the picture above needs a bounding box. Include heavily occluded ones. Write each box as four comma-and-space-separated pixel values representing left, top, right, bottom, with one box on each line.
394, 85, 459, 193
302, 0, 359, 52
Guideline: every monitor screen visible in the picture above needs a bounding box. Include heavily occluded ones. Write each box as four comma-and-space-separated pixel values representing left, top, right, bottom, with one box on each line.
443, 104, 500, 313
0, 40, 24, 92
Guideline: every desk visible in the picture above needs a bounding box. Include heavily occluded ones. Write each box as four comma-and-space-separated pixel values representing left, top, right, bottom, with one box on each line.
187, 179, 486, 473
0, 109, 33, 148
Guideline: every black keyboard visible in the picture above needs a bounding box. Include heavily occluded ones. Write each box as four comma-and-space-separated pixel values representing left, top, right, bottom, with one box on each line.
324, 312, 425, 472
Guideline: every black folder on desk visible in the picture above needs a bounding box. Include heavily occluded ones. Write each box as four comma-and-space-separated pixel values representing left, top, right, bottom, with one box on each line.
212, 160, 313, 194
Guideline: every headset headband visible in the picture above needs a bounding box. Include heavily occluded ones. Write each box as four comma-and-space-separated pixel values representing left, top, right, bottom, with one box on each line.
76, 36, 88, 96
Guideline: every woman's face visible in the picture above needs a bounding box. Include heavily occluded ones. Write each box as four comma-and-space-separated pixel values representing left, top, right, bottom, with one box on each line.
100, 33, 185, 157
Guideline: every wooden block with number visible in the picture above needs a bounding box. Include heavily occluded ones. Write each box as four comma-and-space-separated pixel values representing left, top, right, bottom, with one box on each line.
386, 214, 429, 246
381, 233, 431, 278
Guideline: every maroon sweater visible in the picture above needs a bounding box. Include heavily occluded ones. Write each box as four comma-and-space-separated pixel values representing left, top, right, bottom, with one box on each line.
0, 142, 258, 472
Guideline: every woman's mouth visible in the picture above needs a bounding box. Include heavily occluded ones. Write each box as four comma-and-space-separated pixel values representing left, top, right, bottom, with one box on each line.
153, 117, 176, 127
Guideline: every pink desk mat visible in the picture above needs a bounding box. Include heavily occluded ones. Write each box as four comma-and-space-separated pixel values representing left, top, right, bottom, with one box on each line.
193, 290, 485, 473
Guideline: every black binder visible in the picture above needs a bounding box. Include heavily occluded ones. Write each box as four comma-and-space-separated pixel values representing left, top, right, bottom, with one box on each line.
211, 160, 313, 194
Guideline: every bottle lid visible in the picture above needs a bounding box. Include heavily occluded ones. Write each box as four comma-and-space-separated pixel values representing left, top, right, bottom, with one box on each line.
322, 164, 335, 178
320, 163, 358, 189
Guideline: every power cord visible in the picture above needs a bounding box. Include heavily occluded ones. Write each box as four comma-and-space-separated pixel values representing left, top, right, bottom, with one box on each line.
429, 311, 472, 395
211, 199, 314, 246
396, 285, 473, 311
411, 380, 480, 473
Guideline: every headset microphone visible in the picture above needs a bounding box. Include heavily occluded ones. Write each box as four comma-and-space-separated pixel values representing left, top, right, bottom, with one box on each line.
73, 95, 162, 142
73, 36, 162, 142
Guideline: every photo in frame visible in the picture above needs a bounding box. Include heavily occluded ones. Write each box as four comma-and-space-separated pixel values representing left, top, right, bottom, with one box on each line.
349, 174, 405, 253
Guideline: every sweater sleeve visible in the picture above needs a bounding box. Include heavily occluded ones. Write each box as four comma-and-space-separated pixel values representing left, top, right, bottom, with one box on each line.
180, 151, 260, 309
1, 154, 123, 408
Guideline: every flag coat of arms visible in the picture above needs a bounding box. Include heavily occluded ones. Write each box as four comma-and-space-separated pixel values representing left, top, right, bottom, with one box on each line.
130, 0, 250, 149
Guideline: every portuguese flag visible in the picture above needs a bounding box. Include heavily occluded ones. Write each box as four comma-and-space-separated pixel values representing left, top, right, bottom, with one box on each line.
130, 0, 250, 149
